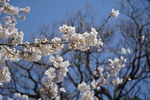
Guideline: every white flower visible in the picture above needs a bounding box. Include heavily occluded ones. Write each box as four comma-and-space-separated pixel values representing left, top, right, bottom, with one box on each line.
78, 82, 90, 92
60, 87, 66, 92
127, 49, 131, 54
110, 9, 119, 17
82, 91, 94, 100
42, 67, 56, 86
142, 35, 145, 41
91, 80, 97, 89
34, 37, 63, 56
21, 47, 41, 62
45, 67, 56, 81
121, 48, 131, 54
0, 67, 11, 84
78, 82, 95, 100
97, 67, 104, 72
59, 24, 75, 35
121, 48, 126, 54
112, 77, 123, 85
128, 77, 131, 81
20, 6, 30, 14
15, 93, 21, 98
47, 82, 58, 98
11, 31, 24, 46
49, 55, 69, 82
22, 95, 28, 100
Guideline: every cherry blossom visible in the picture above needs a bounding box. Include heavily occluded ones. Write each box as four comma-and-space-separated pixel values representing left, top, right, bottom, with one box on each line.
110, 9, 119, 18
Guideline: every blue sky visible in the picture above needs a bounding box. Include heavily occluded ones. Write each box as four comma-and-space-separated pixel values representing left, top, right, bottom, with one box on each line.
10, 0, 121, 40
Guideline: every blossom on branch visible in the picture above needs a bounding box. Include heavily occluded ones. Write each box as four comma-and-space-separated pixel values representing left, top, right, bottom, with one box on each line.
0, 67, 11, 85
110, 9, 119, 18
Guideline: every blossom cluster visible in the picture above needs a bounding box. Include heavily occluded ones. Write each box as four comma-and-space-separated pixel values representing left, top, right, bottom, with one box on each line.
59, 25, 103, 51
0, 0, 30, 16
0, 0, 30, 45
15, 93, 28, 100
49, 55, 69, 82
78, 82, 95, 100
0, 16, 24, 45
34, 37, 63, 56
0, 93, 40, 100
78, 48, 130, 99
0, 46, 20, 64
121, 48, 130, 54
41, 56, 69, 99
0, 67, 10, 85
92, 55, 126, 88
